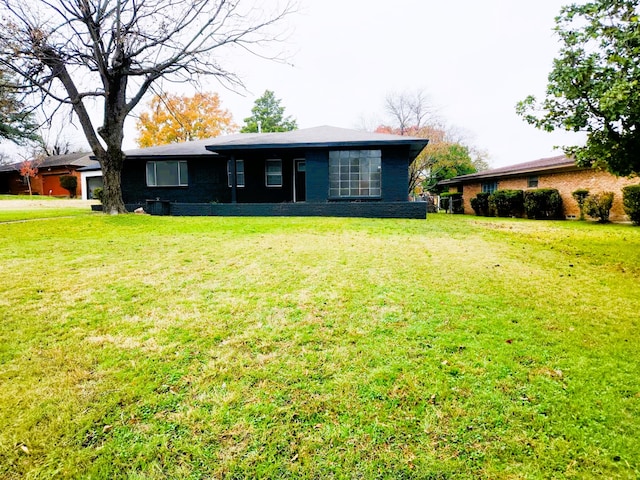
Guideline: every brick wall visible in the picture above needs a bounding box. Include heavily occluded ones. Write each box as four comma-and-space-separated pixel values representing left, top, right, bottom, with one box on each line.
163, 201, 428, 219
460, 168, 640, 222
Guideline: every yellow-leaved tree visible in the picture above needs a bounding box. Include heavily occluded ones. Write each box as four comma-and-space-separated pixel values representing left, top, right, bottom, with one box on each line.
136, 92, 237, 147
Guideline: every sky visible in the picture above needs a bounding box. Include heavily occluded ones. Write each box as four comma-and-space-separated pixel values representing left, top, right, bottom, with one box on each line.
213, 0, 585, 168
1, 0, 586, 169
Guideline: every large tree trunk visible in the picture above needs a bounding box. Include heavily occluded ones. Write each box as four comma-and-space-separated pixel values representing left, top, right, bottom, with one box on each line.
97, 148, 127, 214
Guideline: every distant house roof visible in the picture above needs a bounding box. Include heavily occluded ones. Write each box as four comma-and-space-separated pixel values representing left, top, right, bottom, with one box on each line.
0, 152, 93, 173
121, 126, 429, 160
77, 160, 102, 172
440, 155, 580, 185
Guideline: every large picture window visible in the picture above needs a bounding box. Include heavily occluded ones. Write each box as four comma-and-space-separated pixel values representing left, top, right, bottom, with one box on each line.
266, 159, 282, 187
146, 161, 188, 187
227, 159, 245, 187
329, 150, 381, 198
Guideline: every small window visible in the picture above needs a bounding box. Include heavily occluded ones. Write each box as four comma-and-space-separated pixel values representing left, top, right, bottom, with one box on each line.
227, 159, 245, 187
266, 159, 282, 187
146, 161, 188, 187
481, 181, 498, 194
528, 175, 539, 188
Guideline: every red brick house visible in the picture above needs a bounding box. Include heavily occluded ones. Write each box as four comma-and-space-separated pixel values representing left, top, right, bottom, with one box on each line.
440, 155, 640, 222
0, 153, 93, 197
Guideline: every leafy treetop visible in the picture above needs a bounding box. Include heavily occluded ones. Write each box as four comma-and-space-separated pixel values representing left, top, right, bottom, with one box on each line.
517, 0, 640, 177
241, 90, 297, 133
0, 67, 39, 145
136, 92, 237, 147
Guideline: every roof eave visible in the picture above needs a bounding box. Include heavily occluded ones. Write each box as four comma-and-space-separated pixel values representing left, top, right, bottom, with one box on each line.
441, 163, 582, 185
205, 139, 428, 153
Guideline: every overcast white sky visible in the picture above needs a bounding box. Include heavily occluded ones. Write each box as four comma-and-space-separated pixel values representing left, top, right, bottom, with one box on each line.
213, 0, 585, 168
1, 0, 586, 169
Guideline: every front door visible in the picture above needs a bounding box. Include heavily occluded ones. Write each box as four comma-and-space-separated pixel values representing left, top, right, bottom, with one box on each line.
293, 159, 306, 202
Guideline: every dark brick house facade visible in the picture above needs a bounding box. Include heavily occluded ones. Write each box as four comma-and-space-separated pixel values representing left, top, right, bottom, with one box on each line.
120, 126, 429, 218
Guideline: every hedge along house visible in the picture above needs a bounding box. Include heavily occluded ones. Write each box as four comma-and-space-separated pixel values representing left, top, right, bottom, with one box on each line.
120, 126, 430, 218
440, 155, 640, 222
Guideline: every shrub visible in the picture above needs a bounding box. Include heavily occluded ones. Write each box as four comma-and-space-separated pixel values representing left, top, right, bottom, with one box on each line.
92, 187, 104, 203
571, 188, 590, 220
584, 191, 614, 223
488, 189, 524, 217
524, 189, 564, 219
622, 185, 640, 225
470, 192, 491, 216
59, 175, 78, 198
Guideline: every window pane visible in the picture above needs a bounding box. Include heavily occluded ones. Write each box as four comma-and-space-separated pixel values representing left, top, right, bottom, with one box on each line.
266, 160, 282, 187
156, 161, 178, 186
179, 161, 188, 186
328, 150, 382, 198
146, 162, 156, 186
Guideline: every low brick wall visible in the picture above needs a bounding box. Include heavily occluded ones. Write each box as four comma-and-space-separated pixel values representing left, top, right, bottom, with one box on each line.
169, 202, 427, 219
93, 201, 428, 218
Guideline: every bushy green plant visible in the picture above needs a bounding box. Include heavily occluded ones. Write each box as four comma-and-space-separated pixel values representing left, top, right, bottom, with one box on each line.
524, 188, 564, 219
584, 191, 614, 223
622, 185, 640, 225
470, 192, 491, 216
488, 189, 524, 217
92, 187, 104, 203
571, 188, 590, 220
59, 175, 77, 198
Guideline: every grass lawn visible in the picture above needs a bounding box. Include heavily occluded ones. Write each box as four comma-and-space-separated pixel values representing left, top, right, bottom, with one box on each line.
0, 211, 638, 479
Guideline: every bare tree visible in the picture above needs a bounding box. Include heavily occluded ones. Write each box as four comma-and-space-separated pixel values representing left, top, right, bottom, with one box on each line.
0, 0, 295, 213
0, 150, 13, 165
381, 90, 490, 195
384, 89, 434, 135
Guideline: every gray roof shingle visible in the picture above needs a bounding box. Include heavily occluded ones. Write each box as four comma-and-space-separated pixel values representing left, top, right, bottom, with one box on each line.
0, 152, 93, 172
123, 126, 429, 159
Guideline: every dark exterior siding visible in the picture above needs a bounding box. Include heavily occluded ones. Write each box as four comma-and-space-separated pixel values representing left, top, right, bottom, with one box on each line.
120, 145, 414, 212
305, 151, 329, 202
121, 156, 229, 205
381, 147, 411, 202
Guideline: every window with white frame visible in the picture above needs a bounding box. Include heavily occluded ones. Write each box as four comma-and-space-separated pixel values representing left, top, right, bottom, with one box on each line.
265, 159, 282, 187
528, 175, 539, 188
146, 161, 188, 187
328, 150, 381, 198
227, 159, 245, 187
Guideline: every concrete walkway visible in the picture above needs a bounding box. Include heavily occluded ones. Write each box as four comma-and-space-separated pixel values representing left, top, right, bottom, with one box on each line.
0, 199, 99, 210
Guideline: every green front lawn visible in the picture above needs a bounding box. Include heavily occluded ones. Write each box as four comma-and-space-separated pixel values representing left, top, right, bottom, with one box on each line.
0, 212, 638, 478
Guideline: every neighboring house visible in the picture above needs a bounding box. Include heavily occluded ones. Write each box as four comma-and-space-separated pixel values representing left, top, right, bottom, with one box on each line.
440, 155, 640, 222
119, 126, 429, 218
0, 152, 96, 197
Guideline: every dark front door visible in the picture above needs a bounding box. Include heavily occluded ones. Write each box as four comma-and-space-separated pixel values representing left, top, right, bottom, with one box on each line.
294, 159, 306, 202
